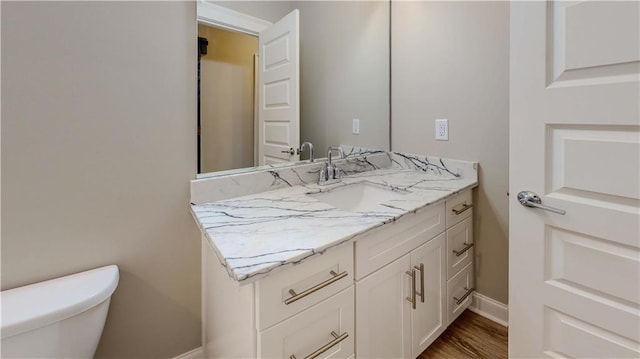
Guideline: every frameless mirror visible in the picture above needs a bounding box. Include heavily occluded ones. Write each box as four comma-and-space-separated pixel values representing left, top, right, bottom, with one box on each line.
196, 0, 390, 178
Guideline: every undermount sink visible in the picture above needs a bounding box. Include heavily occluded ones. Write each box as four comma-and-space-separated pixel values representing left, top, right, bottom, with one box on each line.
308, 182, 409, 212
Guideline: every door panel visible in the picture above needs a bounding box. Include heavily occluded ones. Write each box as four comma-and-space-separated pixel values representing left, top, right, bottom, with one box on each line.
510, 1, 640, 357
355, 254, 411, 359
544, 306, 639, 358
410, 233, 446, 358
258, 10, 300, 165
549, 1, 639, 85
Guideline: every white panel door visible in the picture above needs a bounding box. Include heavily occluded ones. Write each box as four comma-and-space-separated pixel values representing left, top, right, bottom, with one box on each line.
510, 1, 640, 358
258, 9, 300, 165
410, 233, 447, 358
355, 254, 412, 359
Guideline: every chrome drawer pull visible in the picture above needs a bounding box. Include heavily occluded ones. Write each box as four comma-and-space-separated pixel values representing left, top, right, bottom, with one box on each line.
453, 287, 474, 305
284, 270, 348, 305
406, 268, 417, 309
451, 203, 472, 215
453, 242, 474, 257
289, 331, 349, 359
415, 264, 424, 303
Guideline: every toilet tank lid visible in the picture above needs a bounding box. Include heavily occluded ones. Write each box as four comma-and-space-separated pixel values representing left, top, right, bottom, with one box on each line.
1, 265, 119, 339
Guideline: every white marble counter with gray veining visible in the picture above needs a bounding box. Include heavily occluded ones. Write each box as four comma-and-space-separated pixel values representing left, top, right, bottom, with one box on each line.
191, 150, 478, 284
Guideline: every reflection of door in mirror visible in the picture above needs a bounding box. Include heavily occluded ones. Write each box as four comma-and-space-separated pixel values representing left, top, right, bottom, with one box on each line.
197, 24, 258, 174
197, 8, 301, 173
258, 10, 300, 166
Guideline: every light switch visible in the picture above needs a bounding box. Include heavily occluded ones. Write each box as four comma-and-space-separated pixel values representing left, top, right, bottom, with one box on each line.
352, 118, 360, 135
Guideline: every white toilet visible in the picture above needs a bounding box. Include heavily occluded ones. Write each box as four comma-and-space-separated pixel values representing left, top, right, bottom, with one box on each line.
1, 265, 119, 358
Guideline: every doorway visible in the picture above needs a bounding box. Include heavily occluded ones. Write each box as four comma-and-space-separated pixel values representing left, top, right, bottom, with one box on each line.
197, 24, 258, 174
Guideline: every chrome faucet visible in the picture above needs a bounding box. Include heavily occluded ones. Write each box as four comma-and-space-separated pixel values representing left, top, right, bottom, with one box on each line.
299, 142, 314, 162
320, 146, 344, 184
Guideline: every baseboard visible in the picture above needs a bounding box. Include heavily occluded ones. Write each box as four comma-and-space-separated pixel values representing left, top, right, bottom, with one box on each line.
468, 292, 509, 327
172, 347, 203, 359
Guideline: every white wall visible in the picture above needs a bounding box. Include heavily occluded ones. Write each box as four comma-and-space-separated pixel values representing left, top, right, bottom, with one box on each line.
1, 2, 201, 357
392, 1, 510, 304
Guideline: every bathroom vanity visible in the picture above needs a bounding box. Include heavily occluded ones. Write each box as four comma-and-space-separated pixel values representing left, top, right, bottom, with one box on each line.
191, 150, 477, 358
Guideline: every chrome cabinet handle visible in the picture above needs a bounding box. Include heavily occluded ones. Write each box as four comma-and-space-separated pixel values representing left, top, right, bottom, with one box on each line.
451, 203, 473, 215
289, 331, 349, 359
284, 270, 348, 305
517, 191, 566, 215
406, 268, 417, 310
453, 287, 474, 305
281, 147, 295, 155
453, 242, 474, 257
414, 264, 424, 303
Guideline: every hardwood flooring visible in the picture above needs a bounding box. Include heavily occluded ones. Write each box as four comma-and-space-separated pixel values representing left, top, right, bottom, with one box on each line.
418, 310, 508, 359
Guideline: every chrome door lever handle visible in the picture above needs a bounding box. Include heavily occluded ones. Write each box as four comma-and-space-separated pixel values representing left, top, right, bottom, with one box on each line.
281, 147, 295, 155
517, 191, 566, 215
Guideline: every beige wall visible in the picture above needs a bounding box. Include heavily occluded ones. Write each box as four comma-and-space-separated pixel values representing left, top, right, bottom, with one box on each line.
1, 2, 201, 358
213, 1, 294, 23
296, 1, 390, 154
391, 1, 510, 304
199, 25, 257, 173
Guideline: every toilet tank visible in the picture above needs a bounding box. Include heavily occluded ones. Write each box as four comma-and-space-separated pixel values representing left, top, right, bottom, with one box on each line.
1, 265, 119, 358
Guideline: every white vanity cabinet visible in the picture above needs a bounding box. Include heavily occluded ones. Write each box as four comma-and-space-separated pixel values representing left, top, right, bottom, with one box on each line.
201, 242, 355, 359
354, 189, 474, 359
355, 233, 447, 358
444, 190, 475, 325
201, 188, 474, 359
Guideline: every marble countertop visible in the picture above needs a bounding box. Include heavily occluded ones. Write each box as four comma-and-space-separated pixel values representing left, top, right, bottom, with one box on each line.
191, 152, 477, 284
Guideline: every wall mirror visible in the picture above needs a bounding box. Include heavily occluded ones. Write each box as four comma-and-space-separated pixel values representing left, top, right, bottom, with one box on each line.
196, 0, 390, 178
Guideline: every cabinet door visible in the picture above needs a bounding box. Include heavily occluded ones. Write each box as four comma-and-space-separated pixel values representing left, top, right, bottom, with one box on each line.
356, 254, 412, 359
410, 233, 447, 358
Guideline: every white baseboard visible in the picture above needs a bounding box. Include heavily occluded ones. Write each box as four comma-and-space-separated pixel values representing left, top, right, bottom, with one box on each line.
468, 292, 509, 327
173, 347, 203, 359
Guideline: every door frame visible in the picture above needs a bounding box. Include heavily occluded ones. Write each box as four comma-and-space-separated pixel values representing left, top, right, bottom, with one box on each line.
197, 1, 272, 36
196, 1, 270, 171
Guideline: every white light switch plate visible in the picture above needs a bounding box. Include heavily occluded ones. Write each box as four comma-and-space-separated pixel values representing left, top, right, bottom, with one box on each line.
435, 119, 448, 141
352, 118, 360, 135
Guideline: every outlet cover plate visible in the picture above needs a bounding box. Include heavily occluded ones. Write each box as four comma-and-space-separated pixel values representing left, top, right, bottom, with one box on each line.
435, 119, 448, 141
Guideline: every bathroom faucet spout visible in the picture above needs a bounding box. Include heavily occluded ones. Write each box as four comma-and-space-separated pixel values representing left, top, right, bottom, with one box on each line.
327, 146, 344, 168
300, 142, 314, 162
320, 146, 345, 184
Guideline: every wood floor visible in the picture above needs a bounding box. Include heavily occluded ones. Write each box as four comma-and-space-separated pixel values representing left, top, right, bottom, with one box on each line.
418, 310, 508, 359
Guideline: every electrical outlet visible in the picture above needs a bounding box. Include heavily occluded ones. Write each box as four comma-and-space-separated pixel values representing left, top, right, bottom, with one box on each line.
352, 118, 360, 135
435, 119, 448, 141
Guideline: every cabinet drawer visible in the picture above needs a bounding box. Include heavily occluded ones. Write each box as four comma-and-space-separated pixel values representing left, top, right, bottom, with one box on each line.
446, 216, 474, 279
256, 244, 353, 331
258, 287, 355, 359
445, 190, 473, 228
447, 262, 474, 325
355, 203, 445, 280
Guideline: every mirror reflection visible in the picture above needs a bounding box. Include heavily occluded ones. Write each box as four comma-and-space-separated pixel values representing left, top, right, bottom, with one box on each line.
196, 1, 390, 177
